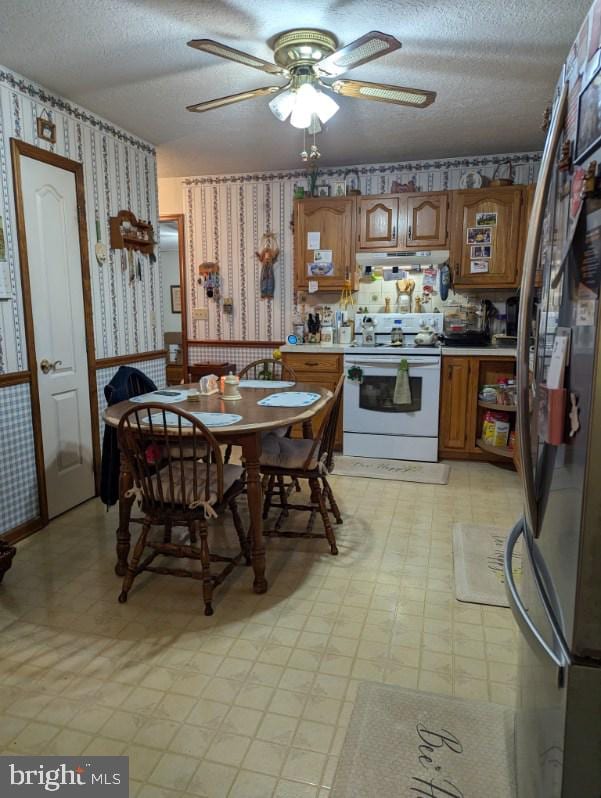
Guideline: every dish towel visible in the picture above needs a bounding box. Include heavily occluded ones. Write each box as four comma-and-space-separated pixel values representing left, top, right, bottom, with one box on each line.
393, 359, 412, 405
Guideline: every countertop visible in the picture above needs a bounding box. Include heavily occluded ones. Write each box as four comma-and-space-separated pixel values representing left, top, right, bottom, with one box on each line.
280, 343, 516, 357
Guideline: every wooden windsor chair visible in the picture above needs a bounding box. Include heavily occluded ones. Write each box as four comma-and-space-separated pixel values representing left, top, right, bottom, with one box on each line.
116, 404, 249, 616
260, 374, 344, 554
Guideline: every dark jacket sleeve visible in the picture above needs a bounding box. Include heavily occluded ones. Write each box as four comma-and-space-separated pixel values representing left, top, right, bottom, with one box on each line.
100, 366, 158, 507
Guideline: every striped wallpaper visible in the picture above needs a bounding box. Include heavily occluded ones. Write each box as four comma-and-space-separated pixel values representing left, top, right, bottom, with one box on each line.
0, 65, 162, 374
181, 151, 541, 347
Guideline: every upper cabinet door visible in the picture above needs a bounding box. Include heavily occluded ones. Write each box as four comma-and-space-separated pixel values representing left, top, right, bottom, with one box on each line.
357, 197, 399, 249
403, 192, 448, 249
450, 187, 524, 288
294, 197, 356, 291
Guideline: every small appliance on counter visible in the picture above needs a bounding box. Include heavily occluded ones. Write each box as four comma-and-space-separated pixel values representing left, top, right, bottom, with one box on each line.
442, 301, 491, 347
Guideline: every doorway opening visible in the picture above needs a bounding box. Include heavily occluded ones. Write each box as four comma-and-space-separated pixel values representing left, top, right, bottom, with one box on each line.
159, 214, 187, 384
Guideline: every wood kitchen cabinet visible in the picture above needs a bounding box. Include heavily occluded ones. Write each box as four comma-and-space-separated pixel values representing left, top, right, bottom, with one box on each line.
356, 192, 448, 251
357, 197, 399, 249
281, 351, 343, 449
294, 197, 356, 291
403, 192, 448, 249
449, 186, 525, 288
439, 354, 517, 462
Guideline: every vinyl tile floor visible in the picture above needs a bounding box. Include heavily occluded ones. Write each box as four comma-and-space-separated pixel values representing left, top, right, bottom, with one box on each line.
0, 461, 522, 797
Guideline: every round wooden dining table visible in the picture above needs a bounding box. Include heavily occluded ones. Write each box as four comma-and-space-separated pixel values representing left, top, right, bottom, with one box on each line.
103, 382, 333, 594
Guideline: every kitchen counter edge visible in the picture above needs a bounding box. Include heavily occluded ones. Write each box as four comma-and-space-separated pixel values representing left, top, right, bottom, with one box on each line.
280, 344, 515, 357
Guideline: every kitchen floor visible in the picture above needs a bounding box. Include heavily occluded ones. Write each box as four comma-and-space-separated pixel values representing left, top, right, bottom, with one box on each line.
0, 461, 522, 797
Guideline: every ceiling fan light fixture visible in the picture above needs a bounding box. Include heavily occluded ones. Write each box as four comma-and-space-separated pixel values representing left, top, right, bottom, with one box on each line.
313, 89, 339, 123
268, 88, 295, 121
290, 83, 318, 128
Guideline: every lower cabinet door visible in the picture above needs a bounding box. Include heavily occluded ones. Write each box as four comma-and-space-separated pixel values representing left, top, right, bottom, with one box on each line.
439, 357, 471, 451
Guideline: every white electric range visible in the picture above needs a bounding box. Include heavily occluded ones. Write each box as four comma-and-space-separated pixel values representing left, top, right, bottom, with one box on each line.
343, 313, 444, 462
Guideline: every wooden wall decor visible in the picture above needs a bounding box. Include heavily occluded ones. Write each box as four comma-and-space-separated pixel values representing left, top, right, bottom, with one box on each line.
110, 210, 156, 254
36, 116, 56, 144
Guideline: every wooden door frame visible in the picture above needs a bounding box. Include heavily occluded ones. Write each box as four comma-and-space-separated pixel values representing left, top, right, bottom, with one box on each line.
159, 213, 188, 373
11, 139, 100, 526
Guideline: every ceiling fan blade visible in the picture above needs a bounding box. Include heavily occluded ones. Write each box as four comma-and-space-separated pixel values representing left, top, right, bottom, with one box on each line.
330, 79, 436, 108
187, 86, 281, 113
315, 31, 401, 77
187, 39, 287, 76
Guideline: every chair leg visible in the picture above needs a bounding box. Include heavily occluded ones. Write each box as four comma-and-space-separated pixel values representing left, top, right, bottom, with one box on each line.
197, 520, 214, 616
119, 520, 151, 603
224, 444, 233, 464
230, 499, 250, 565
322, 477, 343, 525
293, 477, 301, 493
163, 522, 173, 543
310, 478, 338, 556
262, 475, 276, 519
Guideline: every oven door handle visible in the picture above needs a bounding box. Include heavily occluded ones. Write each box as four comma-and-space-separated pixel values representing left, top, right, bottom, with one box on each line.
345, 359, 439, 369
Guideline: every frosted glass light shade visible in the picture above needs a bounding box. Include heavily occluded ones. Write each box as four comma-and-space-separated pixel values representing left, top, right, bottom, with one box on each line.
313, 90, 339, 123
268, 88, 295, 121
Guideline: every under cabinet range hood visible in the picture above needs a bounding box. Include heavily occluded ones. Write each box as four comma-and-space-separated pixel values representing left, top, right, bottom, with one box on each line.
356, 250, 450, 270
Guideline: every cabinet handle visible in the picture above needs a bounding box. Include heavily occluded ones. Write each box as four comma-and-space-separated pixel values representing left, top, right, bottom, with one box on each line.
454, 263, 459, 276
408, 225, 412, 241
304, 361, 320, 366
391, 225, 396, 240
447, 365, 452, 380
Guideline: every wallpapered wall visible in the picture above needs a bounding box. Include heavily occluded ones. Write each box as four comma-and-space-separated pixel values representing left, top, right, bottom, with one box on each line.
179, 151, 541, 354
0, 65, 162, 535
0, 65, 162, 374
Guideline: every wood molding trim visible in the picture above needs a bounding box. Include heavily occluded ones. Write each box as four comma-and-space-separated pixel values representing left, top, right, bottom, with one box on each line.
2, 517, 43, 545
11, 138, 101, 521
188, 340, 283, 348
0, 370, 31, 387
160, 214, 188, 371
95, 349, 167, 369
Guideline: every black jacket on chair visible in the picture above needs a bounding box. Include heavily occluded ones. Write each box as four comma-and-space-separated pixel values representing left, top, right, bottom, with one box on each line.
100, 366, 157, 507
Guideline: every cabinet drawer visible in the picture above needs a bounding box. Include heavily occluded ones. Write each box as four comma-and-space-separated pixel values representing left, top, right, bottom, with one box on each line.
284, 353, 342, 373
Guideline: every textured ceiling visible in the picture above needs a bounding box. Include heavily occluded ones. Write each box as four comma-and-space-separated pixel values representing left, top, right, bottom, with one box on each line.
0, 0, 591, 176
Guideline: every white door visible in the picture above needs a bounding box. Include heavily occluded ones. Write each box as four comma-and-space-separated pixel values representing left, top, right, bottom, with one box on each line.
21, 155, 95, 518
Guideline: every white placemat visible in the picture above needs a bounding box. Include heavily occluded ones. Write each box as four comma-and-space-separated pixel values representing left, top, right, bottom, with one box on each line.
143, 412, 242, 427
258, 391, 321, 407
239, 379, 296, 389
130, 390, 189, 404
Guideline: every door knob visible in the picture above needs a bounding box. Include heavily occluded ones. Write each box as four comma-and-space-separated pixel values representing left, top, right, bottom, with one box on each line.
40, 359, 62, 374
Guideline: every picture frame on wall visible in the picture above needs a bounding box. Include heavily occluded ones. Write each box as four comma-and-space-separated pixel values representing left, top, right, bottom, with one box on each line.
36, 116, 56, 144
170, 285, 182, 314
576, 64, 601, 163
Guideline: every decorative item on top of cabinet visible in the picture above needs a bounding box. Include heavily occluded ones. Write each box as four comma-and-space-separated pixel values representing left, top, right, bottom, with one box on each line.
294, 196, 356, 292
449, 186, 524, 288
109, 210, 156, 255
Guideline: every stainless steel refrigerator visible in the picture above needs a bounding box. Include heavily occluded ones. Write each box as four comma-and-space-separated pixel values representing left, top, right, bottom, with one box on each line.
505, 2, 601, 795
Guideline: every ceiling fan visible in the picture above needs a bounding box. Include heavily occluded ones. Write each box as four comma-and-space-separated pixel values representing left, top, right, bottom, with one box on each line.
186, 29, 436, 131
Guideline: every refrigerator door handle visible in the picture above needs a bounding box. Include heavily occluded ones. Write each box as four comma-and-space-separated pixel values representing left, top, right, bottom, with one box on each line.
517, 80, 568, 538
504, 520, 571, 673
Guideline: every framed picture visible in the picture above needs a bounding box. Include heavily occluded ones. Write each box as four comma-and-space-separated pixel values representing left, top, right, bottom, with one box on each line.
471, 245, 491, 258
170, 285, 182, 313
316, 185, 330, 197
344, 169, 361, 195
576, 66, 601, 163
475, 212, 497, 226
467, 226, 492, 245
332, 181, 346, 197
36, 116, 56, 144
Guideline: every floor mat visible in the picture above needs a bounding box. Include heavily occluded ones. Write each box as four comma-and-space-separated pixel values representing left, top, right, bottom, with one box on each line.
331, 682, 515, 798
332, 456, 450, 484
453, 522, 522, 607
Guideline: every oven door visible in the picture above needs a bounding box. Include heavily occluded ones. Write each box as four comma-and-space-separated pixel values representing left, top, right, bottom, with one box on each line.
343, 355, 441, 436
